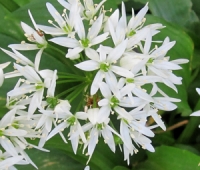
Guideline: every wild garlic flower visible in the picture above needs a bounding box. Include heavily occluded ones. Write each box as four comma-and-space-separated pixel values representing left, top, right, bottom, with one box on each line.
0, 0, 189, 169
82, 108, 119, 163
38, 2, 79, 36
9, 10, 47, 51
0, 150, 28, 170
50, 13, 109, 59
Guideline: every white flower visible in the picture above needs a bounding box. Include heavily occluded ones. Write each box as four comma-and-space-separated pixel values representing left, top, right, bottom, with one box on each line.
7, 64, 57, 118
9, 10, 47, 51
81, 0, 106, 20
75, 41, 134, 95
82, 108, 119, 163
38, 2, 79, 36
0, 150, 28, 170
98, 82, 133, 120
1, 48, 34, 67
50, 14, 109, 59
47, 100, 87, 154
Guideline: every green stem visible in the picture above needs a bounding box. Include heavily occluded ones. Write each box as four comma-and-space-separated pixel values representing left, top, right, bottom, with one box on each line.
92, 94, 97, 108
57, 80, 85, 84
56, 84, 81, 98
57, 75, 86, 80
66, 83, 87, 102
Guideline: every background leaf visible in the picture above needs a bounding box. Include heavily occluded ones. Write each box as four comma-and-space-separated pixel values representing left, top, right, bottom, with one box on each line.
136, 145, 200, 170
135, 0, 198, 27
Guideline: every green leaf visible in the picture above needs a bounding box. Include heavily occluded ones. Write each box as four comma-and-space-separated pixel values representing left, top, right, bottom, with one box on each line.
0, 0, 19, 12
136, 145, 200, 170
113, 166, 130, 170
0, 5, 24, 40
135, 0, 197, 27
16, 148, 85, 170
13, 0, 33, 7
192, 0, 200, 19
44, 136, 125, 170
145, 15, 193, 116
174, 144, 200, 155
152, 132, 175, 145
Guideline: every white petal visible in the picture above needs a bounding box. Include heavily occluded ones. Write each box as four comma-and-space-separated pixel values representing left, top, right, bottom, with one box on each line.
107, 40, 127, 62
8, 44, 38, 50
46, 2, 64, 27
90, 32, 109, 45
197, 88, 200, 95
66, 47, 83, 59
97, 106, 110, 123
87, 14, 103, 40
98, 99, 110, 106
91, 71, 104, 95
111, 65, 134, 78
28, 89, 44, 118
35, 49, 43, 71
102, 127, 115, 152
47, 122, 68, 141
21, 22, 35, 35
99, 82, 112, 98
191, 110, 200, 116
37, 25, 65, 35
4, 129, 27, 136
0, 69, 4, 87
88, 128, 98, 156
153, 61, 182, 70
75, 14, 85, 39
58, 0, 71, 9
85, 48, 100, 61
132, 87, 153, 102
49, 37, 79, 48
0, 137, 18, 156
75, 60, 99, 71
0, 156, 23, 168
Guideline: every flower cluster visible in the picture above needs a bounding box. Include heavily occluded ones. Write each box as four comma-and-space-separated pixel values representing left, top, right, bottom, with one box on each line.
0, 0, 188, 169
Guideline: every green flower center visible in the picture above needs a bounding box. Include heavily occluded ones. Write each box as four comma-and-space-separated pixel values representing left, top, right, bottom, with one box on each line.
35, 83, 44, 90
63, 25, 72, 34
114, 134, 123, 145
12, 121, 20, 129
0, 130, 4, 137
110, 96, 119, 107
147, 58, 154, 64
67, 116, 76, 125
122, 118, 129, 125
81, 38, 90, 48
9, 98, 18, 107
36, 43, 47, 49
96, 123, 104, 130
100, 62, 110, 72
128, 30, 136, 37
126, 78, 134, 83
46, 97, 59, 109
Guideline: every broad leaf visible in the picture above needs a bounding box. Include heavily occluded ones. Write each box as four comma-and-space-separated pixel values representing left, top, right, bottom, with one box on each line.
136, 145, 200, 170
135, 0, 198, 27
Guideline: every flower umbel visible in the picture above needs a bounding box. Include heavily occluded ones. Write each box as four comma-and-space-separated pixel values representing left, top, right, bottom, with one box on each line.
0, 0, 189, 169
